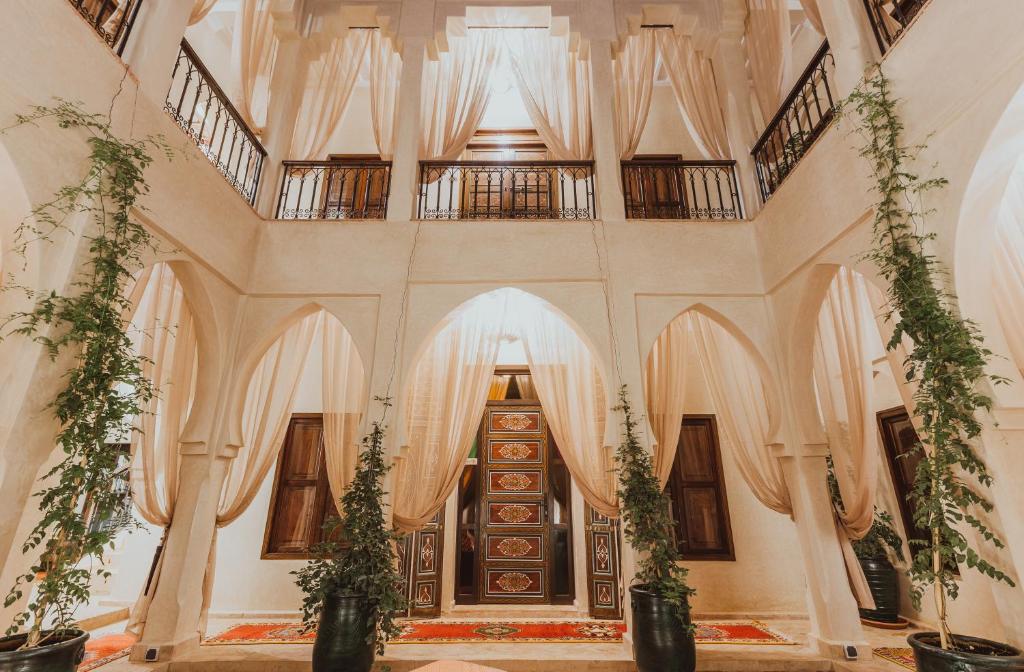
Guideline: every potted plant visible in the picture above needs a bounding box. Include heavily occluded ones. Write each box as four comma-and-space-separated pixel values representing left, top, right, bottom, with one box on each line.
0, 102, 164, 670
852, 510, 906, 626
615, 387, 696, 672
841, 71, 1024, 670
292, 405, 406, 672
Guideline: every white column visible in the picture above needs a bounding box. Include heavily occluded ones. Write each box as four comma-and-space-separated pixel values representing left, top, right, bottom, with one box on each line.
122, 0, 193, 105
816, 0, 878, 96
587, 39, 626, 223
386, 36, 426, 222
711, 32, 761, 217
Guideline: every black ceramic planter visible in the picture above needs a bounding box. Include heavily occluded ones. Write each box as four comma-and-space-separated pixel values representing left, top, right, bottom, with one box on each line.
858, 556, 901, 623
630, 585, 696, 672
909, 632, 1024, 672
312, 592, 376, 672
0, 629, 88, 672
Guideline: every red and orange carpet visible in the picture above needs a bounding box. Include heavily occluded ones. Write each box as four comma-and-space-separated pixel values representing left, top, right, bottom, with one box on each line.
80, 632, 135, 671
873, 647, 916, 671
203, 620, 795, 645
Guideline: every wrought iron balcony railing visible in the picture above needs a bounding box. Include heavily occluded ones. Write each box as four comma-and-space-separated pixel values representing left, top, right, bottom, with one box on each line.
165, 40, 266, 205
863, 0, 930, 54
418, 161, 596, 220
276, 160, 392, 219
621, 160, 743, 220
751, 41, 836, 203
68, 0, 143, 56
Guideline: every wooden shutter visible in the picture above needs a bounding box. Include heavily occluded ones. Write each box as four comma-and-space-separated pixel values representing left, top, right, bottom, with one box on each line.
877, 406, 929, 547
666, 415, 735, 561
263, 414, 336, 558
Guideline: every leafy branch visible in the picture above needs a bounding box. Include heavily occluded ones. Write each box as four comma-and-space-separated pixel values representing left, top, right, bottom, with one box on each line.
614, 386, 695, 632
1, 100, 168, 647
837, 69, 1013, 649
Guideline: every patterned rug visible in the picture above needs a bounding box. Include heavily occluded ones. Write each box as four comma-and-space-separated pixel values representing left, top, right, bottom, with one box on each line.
204, 620, 795, 646
80, 632, 135, 670
874, 647, 916, 671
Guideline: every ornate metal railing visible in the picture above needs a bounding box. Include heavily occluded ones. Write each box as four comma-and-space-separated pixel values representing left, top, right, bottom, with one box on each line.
621, 160, 743, 220
165, 40, 266, 205
417, 161, 596, 220
276, 160, 392, 219
68, 0, 144, 56
751, 41, 836, 202
863, 0, 930, 54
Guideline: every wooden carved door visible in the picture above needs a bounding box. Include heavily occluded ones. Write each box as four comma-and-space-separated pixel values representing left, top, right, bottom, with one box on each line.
478, 404, 551, 603
399, 507, 445, 618
463, 148, 553, 218
584, 505, 623, 619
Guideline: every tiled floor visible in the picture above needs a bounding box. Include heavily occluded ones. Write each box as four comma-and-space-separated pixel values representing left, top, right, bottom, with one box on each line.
96, 615, 922, 672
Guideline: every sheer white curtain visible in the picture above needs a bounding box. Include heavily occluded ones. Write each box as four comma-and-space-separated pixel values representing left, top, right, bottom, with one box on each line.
745, 0, 793, 122
124, 264, 198, 635
291, 30, 372, 160
690, 314, 791, 514
394, 294, 510, 531
369, 31, 402, 160
515, 300, 614, 517
420, 31, 501, 160
238, 0, 278, 132
189, 0, 219, 25
798, 0, 826, 35
654, 31, 730, 161
503, 30, 593, 161
813, 268, 882, 608
322, 317, 365, 500
645, 318, 688, 487
994, 161, 1024, 378
613, 29, 657, 159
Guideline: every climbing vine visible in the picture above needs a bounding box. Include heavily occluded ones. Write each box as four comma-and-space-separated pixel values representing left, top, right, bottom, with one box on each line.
615, 386, 695, 631
837, 70, 1013, 648
1, 100, 168, 647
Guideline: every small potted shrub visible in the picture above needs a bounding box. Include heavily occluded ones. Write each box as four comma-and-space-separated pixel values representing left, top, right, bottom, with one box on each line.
0, 102, 162, 671
615, 387, 696, 672
852, 510, 906, 626
293, 409, 406, 672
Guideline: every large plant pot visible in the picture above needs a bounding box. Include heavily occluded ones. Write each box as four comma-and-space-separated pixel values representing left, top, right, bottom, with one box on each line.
858, 556, 901, 623
908, 632, 1024, 672
630, 585, 696, 672
312, 592, 376, 672
0, 630, 88, 672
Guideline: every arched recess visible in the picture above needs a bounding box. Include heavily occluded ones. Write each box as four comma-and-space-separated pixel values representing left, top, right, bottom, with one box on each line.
394, 287, 614, 531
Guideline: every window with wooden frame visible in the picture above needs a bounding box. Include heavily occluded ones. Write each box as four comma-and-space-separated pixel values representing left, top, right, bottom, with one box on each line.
877, 406, 929, 548
321, 153, 390, 219
665, 415, 735, 560
262, 414, 339, 559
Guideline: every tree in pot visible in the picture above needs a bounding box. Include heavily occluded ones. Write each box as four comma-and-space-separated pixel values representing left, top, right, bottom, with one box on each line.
615, 386, 696, 672
840, 70, 1024, 670
851, 510, 906, 626
292, 403, 406, 672
0, 101, 166, 671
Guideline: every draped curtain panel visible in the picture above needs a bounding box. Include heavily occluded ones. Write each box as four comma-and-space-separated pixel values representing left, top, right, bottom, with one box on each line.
745, 0, 793, 124
994, 160, 1024, 379
369, 31, 402, 160
124, 263, 198, 635
394, 294, 510, 532
291, 30, 372, 160
645, 317, 688, 488
420, 31, 501, 160
798, 0, 826, 35
515, 302, 614, 518
654, 31, 730, 161
239, 0, 279, 132
813, 268, 883, 609
503, 29, 593, 161
189, 0, 219, 25
613, 29, 657, 160
321, 317, 366, 500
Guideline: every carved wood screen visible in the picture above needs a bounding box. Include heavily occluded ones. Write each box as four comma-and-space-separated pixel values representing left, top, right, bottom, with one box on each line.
584, 505, 623, 619
400, 508, 446, 618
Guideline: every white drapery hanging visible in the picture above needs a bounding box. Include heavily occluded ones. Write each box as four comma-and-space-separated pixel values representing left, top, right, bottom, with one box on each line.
394, 293, 511, 532
515, 298, 614, 518
322, 317, 366, 500
124, 264, 198, 636
654, 31, 730, 161
745, 0, 793, 123
798, 0, 826, 35
420, 31, 501, 160
613, 29, 657, 160
291, 30, 372, 160
813, 268, 882, 609
994, 160, 1024, 379
369, 31, 402, 160
645, 317, 688, 488
502, 29, 593, 161
238, 0, 278, 132
189, 0, 219, 25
